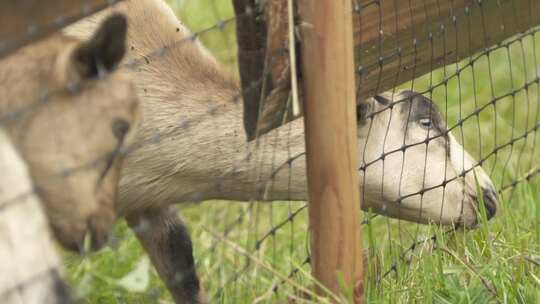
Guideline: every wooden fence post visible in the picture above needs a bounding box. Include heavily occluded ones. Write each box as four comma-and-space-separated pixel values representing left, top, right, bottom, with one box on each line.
298, 0, 364, 302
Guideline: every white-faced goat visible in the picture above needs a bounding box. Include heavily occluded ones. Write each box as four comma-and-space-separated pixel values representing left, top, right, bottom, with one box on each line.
66, 1, 498, 303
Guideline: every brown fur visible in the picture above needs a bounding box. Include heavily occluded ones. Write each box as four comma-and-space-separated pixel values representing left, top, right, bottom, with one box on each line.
0, 16, 140, 251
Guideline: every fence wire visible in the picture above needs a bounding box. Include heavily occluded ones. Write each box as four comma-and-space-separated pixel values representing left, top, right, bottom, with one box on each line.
0, 0, 539, 303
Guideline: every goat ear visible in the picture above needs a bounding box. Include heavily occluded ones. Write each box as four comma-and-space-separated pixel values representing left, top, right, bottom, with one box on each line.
356, 100, 371, 124
373, 94, 391, 105
71, 14, 127, 78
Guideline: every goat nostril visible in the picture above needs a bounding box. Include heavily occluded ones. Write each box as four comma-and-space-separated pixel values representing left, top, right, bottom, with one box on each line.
482, 188, 497, 220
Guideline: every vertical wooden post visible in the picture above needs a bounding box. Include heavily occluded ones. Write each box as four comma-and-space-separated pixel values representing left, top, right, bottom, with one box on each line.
298, 0, 363, 302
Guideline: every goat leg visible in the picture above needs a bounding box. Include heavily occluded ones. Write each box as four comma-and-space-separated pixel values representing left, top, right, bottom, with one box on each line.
126, 206, 206, 304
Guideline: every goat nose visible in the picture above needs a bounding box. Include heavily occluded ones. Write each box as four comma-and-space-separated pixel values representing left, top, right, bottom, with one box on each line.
482, 188, 498, 220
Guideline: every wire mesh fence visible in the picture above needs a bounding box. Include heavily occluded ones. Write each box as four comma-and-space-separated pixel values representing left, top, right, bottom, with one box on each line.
0, 0, 539, 303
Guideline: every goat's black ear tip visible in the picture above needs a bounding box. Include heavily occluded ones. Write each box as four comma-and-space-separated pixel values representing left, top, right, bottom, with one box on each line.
104, 14, 128, 34
71, 13, 128, 78
373, 95, 390, 105
98, 14, 127, 46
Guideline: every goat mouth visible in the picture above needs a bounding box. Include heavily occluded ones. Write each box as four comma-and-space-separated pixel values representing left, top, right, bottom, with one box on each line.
453, 197, 485, 229
51, 225, 80, 252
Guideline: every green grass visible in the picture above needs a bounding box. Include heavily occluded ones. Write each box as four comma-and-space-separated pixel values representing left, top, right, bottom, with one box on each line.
64, 1, 540, 303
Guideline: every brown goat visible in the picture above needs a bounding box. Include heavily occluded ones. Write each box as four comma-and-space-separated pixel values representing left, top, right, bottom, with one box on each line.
0, 15, 140, 251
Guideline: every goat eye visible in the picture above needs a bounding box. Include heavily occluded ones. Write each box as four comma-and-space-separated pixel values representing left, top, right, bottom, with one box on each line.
112, 118, 130, 142
418, 118, 433, 129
